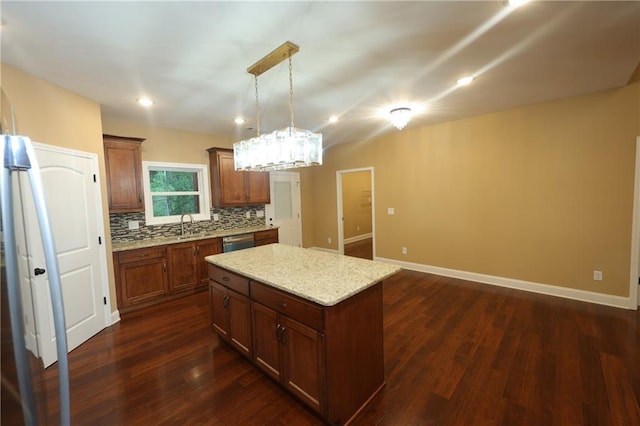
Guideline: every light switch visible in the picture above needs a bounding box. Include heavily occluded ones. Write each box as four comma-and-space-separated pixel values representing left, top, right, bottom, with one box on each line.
246, 211, 251, 219
257, 210, 264, 218
387, 207, 395, 215
128, 220, 139, 230
213, 213, 219, 221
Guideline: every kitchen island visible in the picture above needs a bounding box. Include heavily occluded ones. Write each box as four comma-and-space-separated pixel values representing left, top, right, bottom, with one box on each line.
205, 244, 401, 425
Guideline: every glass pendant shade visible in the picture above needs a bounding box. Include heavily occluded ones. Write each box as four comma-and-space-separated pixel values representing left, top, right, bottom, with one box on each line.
234, 127, 322, 171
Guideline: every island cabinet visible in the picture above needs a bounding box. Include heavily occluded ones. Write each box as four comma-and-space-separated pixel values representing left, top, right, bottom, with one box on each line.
208, 265, 252, 358
207, 147, 270, 207
207, 259, 388, 425
251, 282, 325, 414
103, 134, 145, 213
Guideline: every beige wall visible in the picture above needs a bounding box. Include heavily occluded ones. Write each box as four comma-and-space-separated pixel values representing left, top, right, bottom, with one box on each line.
102, 117, 232, 165
305, 83, 640, 298
342, 171, 372, 239
0, 63, 118, 308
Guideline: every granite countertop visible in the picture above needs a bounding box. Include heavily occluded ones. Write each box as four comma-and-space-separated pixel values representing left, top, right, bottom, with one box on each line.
111, 225, 276, 252
205, 244, 401, 306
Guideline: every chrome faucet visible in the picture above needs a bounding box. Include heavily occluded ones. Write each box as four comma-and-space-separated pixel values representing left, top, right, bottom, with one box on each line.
180, 213, 194, 237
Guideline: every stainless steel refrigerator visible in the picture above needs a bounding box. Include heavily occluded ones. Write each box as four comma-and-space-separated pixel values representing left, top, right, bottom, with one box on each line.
1, 91, 70, 425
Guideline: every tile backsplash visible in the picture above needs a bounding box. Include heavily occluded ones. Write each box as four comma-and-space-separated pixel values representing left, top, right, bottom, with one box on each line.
110, 206, 267, 243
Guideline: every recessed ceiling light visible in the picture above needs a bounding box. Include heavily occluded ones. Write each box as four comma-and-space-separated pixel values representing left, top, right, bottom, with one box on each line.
234, 117, 246, 125
328, 116, 339, 124
137, 97, 154, 107
456, 76, 475, 86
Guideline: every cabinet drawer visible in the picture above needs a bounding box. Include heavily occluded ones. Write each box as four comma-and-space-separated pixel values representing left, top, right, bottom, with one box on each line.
117, 246, 167, 264
251, 281, 323, 331
255, 229, 278, 243
208, 264, 249, 296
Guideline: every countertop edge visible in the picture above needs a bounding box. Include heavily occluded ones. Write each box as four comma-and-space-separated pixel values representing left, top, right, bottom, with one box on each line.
111, 226, 278, 252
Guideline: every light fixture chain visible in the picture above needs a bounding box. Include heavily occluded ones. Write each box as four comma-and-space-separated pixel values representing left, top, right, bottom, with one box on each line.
289, 55, 294, 129
254, 75, 260, 136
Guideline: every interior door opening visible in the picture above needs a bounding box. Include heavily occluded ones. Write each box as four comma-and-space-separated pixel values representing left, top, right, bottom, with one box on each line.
337, 168, 375, 259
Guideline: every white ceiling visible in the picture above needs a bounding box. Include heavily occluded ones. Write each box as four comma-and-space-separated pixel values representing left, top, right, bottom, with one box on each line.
2, 1, 639, 147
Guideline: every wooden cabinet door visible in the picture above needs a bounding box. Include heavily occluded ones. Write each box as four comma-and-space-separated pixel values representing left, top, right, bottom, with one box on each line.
254, 229, 279, 246
197, 238, 222, 287
168, 242, 198, 293
252, 302, 282, 382
228, 290, 252, 358
118, 258, 167, 306
103, 135, 144, 213
281, 317, 324, 413
246, 171, 270, 204
210, 282, 230, 339
218, 150, 247, 206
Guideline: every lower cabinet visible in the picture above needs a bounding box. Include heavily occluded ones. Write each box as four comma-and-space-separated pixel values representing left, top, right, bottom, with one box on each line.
115, 246, 168, 307
115, 237, 222, 313
210, 281, 252, 358
252, 302, 323, 413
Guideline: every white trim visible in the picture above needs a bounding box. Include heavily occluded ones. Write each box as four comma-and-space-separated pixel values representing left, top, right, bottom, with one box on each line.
142, 161, 211, 225
376, 257, 633, 310
631, 136, 640, 308
309, 246, 339, 254
336, 167, 375, 257
344, 233, 373, 245
110, 309, 121, 325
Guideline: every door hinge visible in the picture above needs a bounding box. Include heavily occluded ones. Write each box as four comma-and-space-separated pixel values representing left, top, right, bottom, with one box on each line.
93, 174, 97, 183
98, 236, 102, 245
103, 297, 107, 305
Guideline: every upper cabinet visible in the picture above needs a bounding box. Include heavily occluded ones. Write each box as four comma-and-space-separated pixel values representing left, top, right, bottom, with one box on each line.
103, 134, 145, 213
207, 147, 270, 207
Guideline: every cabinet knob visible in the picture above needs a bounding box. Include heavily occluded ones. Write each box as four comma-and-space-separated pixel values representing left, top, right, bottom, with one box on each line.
222, 295, 230, 309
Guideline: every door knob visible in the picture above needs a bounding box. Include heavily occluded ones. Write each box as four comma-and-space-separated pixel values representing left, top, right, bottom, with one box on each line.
34, 267, 46, 276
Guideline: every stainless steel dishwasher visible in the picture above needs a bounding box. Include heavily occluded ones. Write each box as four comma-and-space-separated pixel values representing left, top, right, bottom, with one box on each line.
222, 233, 255, 252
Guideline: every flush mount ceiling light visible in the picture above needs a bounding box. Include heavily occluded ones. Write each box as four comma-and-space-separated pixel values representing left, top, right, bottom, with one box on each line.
137, 97, 154, 107
389, 107, 412, 130
456, 76, 475, 86
234, 117, 246, 125
233, 41, 322, 172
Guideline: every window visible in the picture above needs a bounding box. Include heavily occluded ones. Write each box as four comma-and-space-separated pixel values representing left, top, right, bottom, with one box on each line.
142, 161, 210, 225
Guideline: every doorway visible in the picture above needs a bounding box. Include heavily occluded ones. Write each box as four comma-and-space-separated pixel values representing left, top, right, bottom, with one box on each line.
337, 168, 375, 259
265, 171, 302, 247
14, 142, 111, 366
632, 136, 640, 308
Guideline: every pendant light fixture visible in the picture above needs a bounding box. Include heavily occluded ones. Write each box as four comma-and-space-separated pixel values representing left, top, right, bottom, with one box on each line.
233, 41, 323, 171
389, 107, 412, 130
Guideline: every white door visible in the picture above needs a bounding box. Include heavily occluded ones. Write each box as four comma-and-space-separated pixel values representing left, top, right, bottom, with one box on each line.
265, 172, 302, 247
14, 143, 109, 367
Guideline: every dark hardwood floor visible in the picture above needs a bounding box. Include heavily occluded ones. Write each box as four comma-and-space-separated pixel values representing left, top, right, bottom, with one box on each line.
32, 270, 640, 425
344, 237, 373, 260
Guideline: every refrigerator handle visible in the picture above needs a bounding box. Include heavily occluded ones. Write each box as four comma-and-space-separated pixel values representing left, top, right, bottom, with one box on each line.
3, 135, 71, 426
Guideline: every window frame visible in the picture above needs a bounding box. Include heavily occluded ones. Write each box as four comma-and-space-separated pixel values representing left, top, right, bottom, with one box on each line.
142, 161, 211, 226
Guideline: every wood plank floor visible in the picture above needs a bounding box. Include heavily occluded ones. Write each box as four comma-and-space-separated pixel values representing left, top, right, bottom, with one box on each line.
344, 237, 373, 260
32, 270, 640, 425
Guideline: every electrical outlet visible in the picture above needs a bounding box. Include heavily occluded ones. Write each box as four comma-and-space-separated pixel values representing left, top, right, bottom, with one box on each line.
357, 225, 360, 231
328, 237, 332, 244
256, 210, 264, 218
593, 270, 603, 281
128, 220, 139, 230
402, 247, 407, 255
246, 211, 251, 219
213, 213, 219, 221
387, 207, 395, 215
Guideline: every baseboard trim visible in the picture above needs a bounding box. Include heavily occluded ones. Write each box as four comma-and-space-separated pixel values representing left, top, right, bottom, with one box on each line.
344, 233, 373, 245
110, 309, 121, 325
309, 246, 339, 254
375, 257, 633, 310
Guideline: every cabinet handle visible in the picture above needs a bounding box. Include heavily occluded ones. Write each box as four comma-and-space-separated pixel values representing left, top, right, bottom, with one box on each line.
222, 276, 230, 282
196, 247, 200, 255
275, 324, 284, 342
162, 263, 166, 272
137, 253, 149, 258
138, 195, 142, 203
280, 326, 287, 345
222, 295, 230, 309
276, 301, 288, 308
